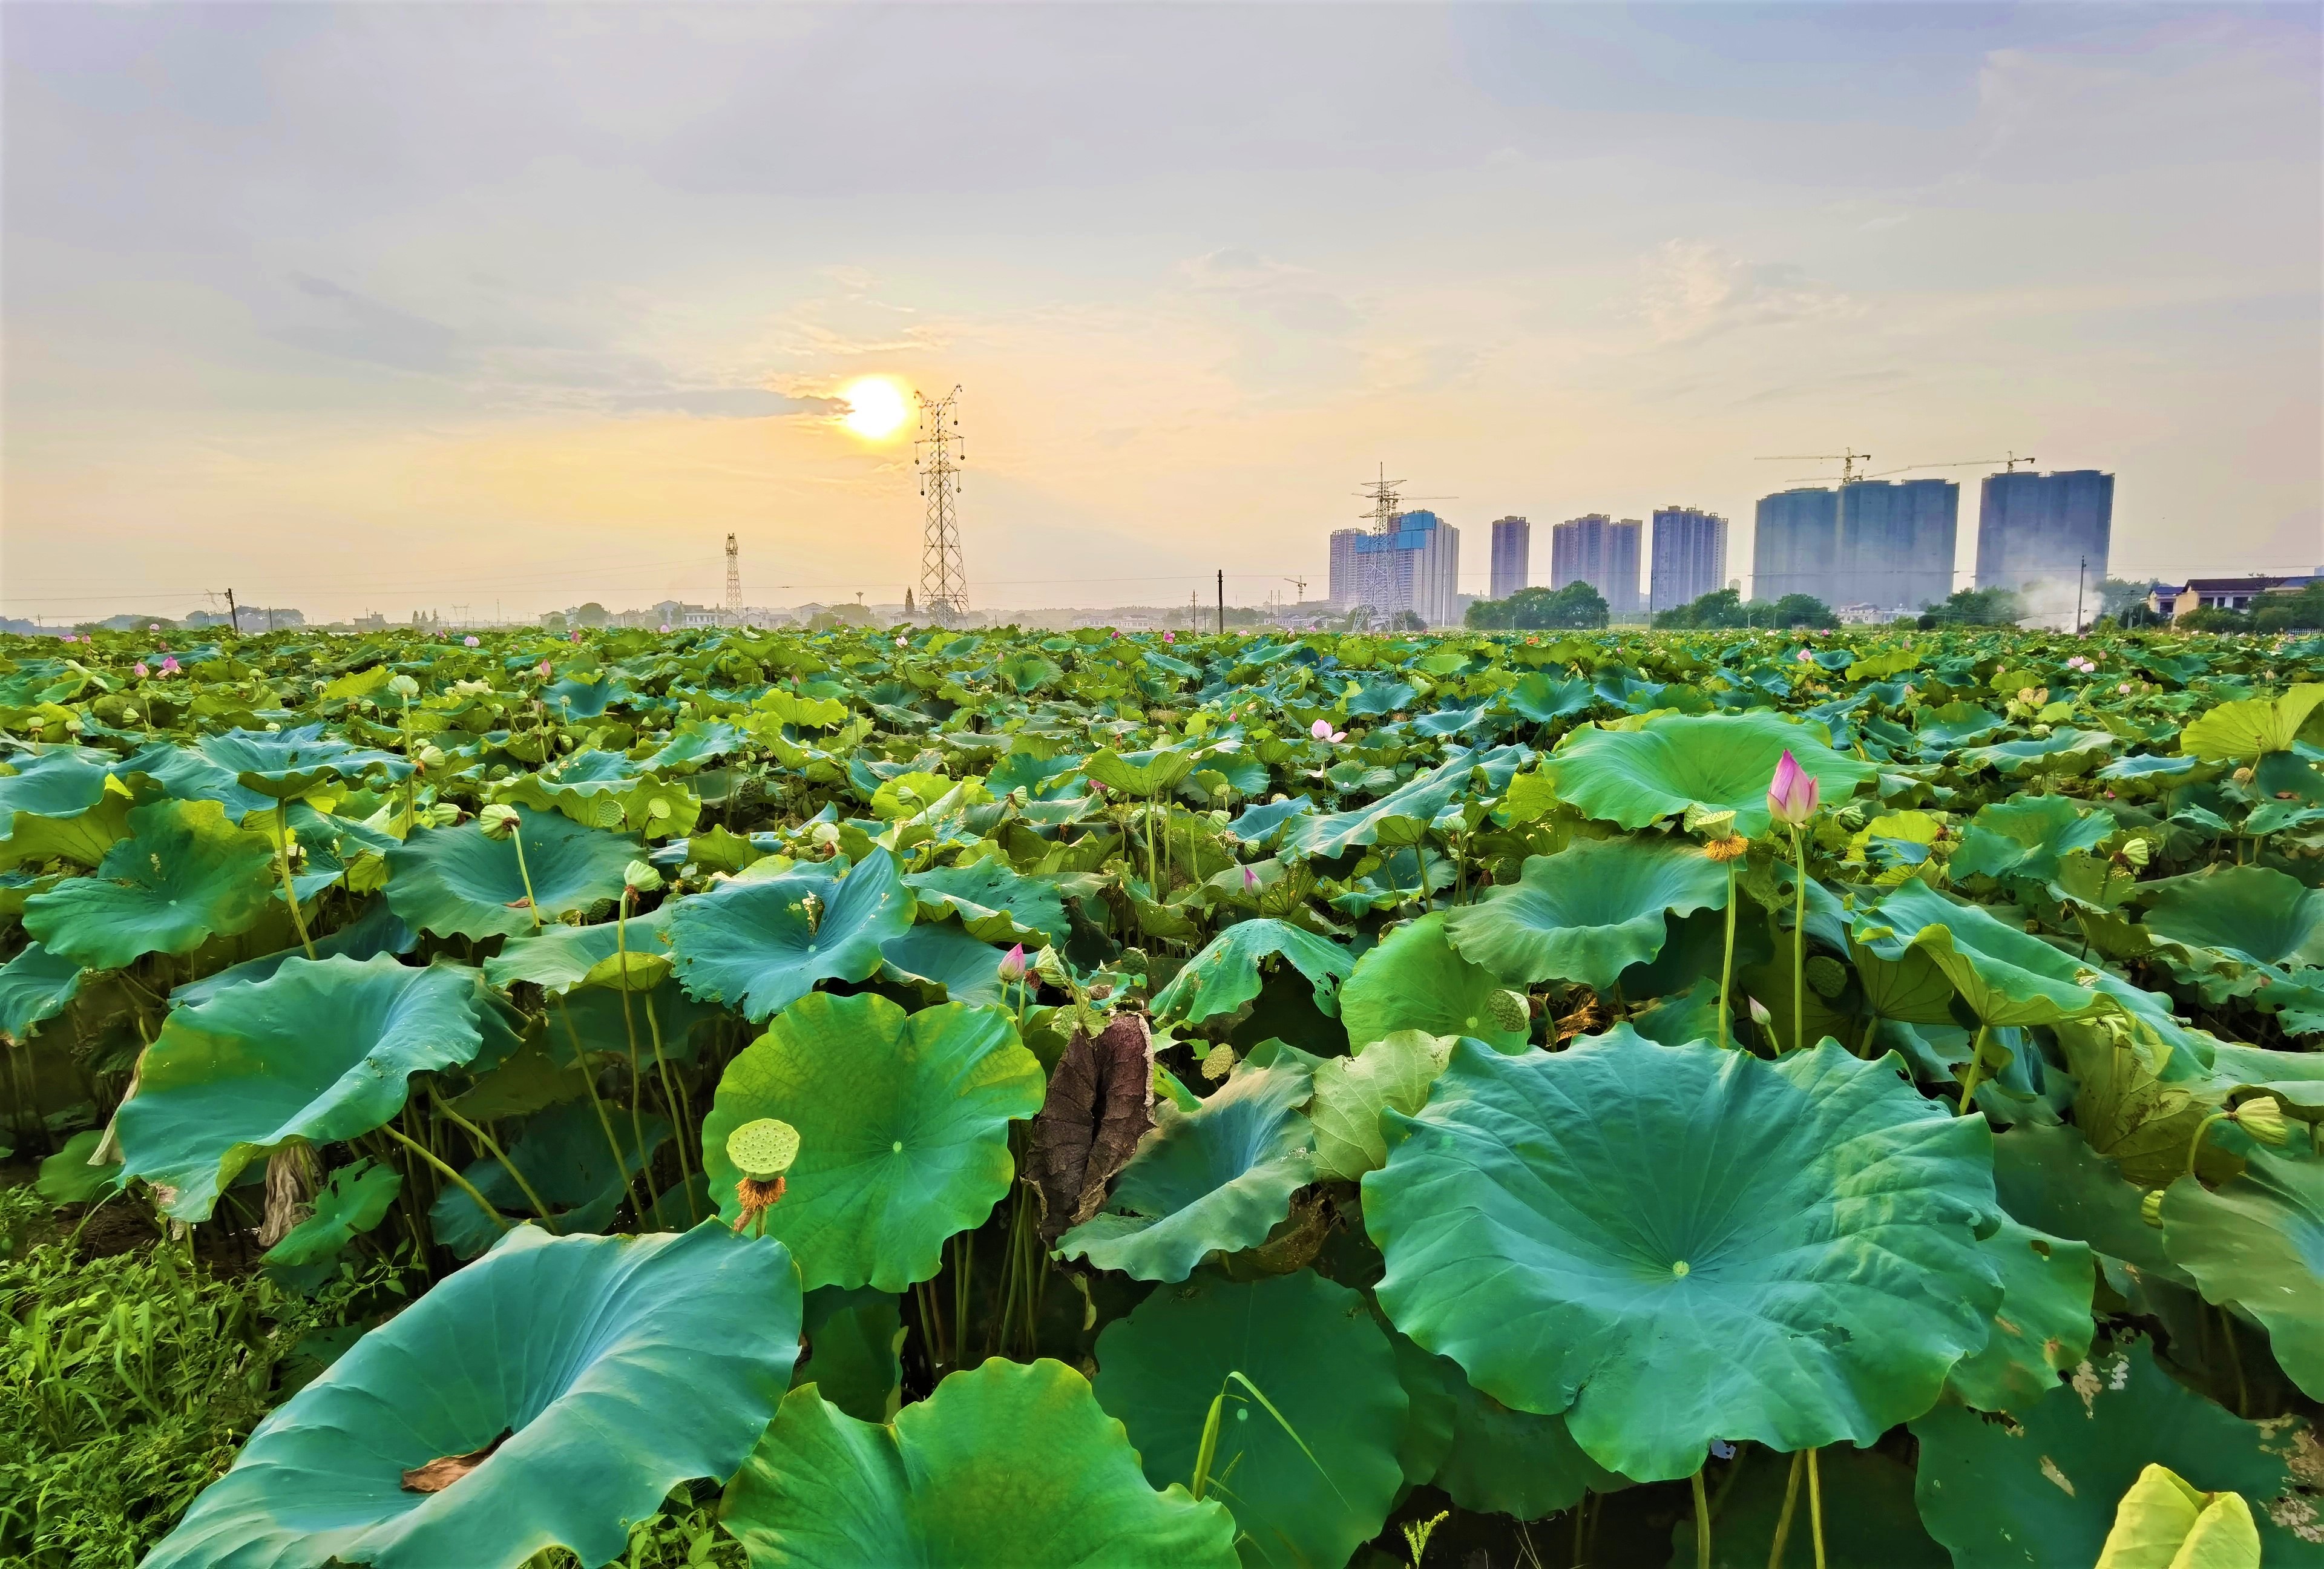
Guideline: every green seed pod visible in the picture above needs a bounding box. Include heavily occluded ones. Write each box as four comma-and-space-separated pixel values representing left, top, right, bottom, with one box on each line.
2140, 1189, 2165, 1228
727, 1117, 801, 1180
623, 860, 663, 894
2234, 1096, 2292, 1148
478, 803, 520, 841
1485, 988, 1531, 1033
1804, 955, 1849, 1000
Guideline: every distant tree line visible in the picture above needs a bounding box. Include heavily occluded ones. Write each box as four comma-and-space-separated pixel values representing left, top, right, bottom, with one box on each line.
1465, 583, 1610, 630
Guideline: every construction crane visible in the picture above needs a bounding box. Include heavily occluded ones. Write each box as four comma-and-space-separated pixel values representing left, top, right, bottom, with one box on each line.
1282, 576, 1308, 604
1758, 450, 1872, 487
1859, 453, 2038, 481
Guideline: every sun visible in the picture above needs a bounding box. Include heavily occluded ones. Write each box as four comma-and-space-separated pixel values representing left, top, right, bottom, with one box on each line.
839, 377, 911, 440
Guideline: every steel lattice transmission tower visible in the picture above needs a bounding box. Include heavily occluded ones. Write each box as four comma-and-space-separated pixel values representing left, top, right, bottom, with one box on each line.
724, 533, 742, 625
914, 386, 969, 622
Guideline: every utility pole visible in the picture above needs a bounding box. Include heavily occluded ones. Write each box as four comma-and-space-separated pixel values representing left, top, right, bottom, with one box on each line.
223, 588, 238, 636
725, 535, 742, 626
2075, 556, 2087, 635
1217, 570, 1224, 636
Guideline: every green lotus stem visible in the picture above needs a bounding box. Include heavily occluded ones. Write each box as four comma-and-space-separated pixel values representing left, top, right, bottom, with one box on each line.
2185, 1109, 2230, 1180
950, 1232, 973, 1370
1717, 861, 1739, 1050
1788, 823, 1806, 1054
1808, 1447, 1827, 1569
273, 799, 317, 961
554, 995, 656, 1224
1691, 1466, 1711, 1569
382, 1122, 511, 1234
432, 1093, 560, 1234
509, 826, 543, 931
1957, 1024, 1993, 1114
1768, 1450, 1804, 1568
641, 992, 700, 1223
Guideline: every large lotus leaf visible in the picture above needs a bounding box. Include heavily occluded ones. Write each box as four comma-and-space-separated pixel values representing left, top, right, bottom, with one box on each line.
1666, 1442, 1947, 1568
172, 896, 416, 1009
1951, 795, 2116, 886
146, 1224, 802, 1569
1364, 1028, 2001, 1482
0, 749, 111, 820
1912, 1338, 2324, 1568
1506, 671, 1600, 726
1444, 835, 1730, 990
2, 791, 132, 870
1094, 1268, 1407, 1568
2182, 684, 2324, 761
698, 993, 1043, 1291
794, 1285, 902, 1423
0, 942, 82, 1043
1947, 1216, 2098, 1412
877, 918, 1011, 1008
1959, 727, 2119, 778
1422, 1352, 1627, 1521
668, 850, 912, 1022
2161, 1145, 2324, 1400
22, 797, 275, 970
1850, 932, 1965, 1026
1991, 1120, 2193, 1291
1277, 754, 1476, 860
903, 861, 1068, 947
197, 723, 405, 798
721, 1358, 1238, 1568
482, 904, 678, 993
261, 1158, 402, 1268
1056, 1054, 1315, 1283
431, 1100, 672, 1260
385, 807, 638, 941
116, 956, 493, 1220
2210, 1044, 2324, 1122
1339, 912, 1531, 1050
2142, 867, 2324, 970
1148, 917, 1353, 1026
1085, 745, 1202, 798
1310, 1030, 1452, 1181
1546, 712, 1876, 839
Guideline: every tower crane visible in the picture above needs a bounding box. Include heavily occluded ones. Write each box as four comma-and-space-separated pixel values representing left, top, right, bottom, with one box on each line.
1758, 450, 1872, 486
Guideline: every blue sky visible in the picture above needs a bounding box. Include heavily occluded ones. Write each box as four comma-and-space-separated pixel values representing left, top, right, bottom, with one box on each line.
3, 3, 2317, 620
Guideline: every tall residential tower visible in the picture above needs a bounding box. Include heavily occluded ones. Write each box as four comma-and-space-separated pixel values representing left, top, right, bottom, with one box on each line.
1550, 514, 1642, 614
1753, 480, 1957, 612
1649, 507, 1728, 613
1975, 470, 2114, 593
1489, 516, 1531, 600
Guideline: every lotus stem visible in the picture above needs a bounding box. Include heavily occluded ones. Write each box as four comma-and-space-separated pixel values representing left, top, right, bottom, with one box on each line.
382, 1122, 511, 1234
433, 1094, 560, 1232
509, 826, 543, 931
1768, 1450, 1804, 1568
2185, 1109, 2230, 1180
1718, 861, 1738, 1050
642, 994, 700, 1224
1692, 1466, 1712, 1569
274, 799, 317, 961
1808, 1447, 1826, 1569
1957, 1024, 1992, 1114
1788, 823, 1806, 1054
554, 994, 657, 1224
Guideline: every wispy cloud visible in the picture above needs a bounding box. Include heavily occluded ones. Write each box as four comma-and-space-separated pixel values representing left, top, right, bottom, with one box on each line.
1641, 242, 1857, 345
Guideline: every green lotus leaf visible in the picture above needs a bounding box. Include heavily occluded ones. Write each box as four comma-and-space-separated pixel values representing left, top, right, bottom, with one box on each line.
22, 798, 275, 970
482, 903, 678, 993
0, 942, 83, 1043
1277, 753, 1480, 859
1055, 1054, 1316, 1283
1310, 1030, 1452, 1181
1506, 671, 1600, 725
261, 1157, 402, 1268
172, 896, 416, 1010
2209, 1044, 2324, 1120
721, 1358, 1238, 1568
1946, 1216, 2098, 1412
794, 1286, 902, 1423
116, 956, 495, 1220
146, 1224, 802, 1569
2142, 867, 2324, 970
904, 860, 1068, 947
1667, 1442, 1946, 1568
1546, 712, 1876, 839
1094, 1268, 1407, 1568
1148, 917, 1354, 1027
1423, 1352, 1627, 1521
877, 918, 1010, 1008
1849, 932, 1965, 1027
1339, 911, 1531, 1050
1991, 1120, 2193, 1291
0, 749, 112, 820
698, 993, 1043, 1291
36, 1128, 119, 1204
1085, 745, 1201, 798
668, 850, 912, 1022
1444, 835, 1731, 989
196, 723, 405, 798
2161, 1145, 2324, 1401
385, 807, 639, 941
1950, 795, 2116, 886
1912, 1338, 2323, 1568
1364, 1028, 2001, 1482
1, 791, 132, 870
431, 1100, 671, 1259
2182, 683, 2324, 761
1959, 727, 2119, 778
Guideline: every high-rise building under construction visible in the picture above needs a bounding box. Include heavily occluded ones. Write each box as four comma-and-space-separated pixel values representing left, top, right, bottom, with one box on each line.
1649, 507, 1727, 613
1754, 479, 1957, 612
1975, 470, 2113, 593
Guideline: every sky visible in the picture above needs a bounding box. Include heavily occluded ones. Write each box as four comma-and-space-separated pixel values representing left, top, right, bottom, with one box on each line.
3, 2, 2319, 624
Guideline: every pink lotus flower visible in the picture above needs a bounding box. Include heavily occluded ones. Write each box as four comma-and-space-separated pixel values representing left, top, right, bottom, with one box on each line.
1242, 866, 1259, 892
1766, 749, 1819, 827
537, 660, 553, 679
464, 635, 480, 648
2118, 682, 2133, 694
1310, 718, 1346, 744
1794, 648, 1814, 663
658, 623, 671, 633
570, 630, 583, 643
1162, 631, 1175, 643
998, 944, 1028, 981
133, 662, 150, 678
160, 656, 180, 675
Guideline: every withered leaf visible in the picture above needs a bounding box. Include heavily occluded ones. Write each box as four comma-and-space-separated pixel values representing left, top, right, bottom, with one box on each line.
399, 1430, 511, 1493
1029, 1011, 1154, 1242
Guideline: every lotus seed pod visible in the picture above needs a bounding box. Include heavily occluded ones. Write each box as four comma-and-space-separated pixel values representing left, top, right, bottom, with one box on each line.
1485, 988, 1532, 1034
416, 745, 447, 771
623, 860, 663, 893
1199, 1043, 1236, 1081
2234, 1096, 2291, 1147
2140, 1189, 2165, 1228
478, 803, 520, 840
726, 1117, 800, 1180
425, 802, 462, 828
387, 674, 420, 699
1804, 955, 1849, 999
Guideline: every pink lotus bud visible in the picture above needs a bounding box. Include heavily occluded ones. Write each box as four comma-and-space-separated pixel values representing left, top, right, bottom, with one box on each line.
999, 944, 1028, 981
1242, 866, 1259, 892
160, 656, 180, 674
463, 635, 480, 648
537, 660, 552, 679
1765, 749, 1819, 827
659, 623, 671, 633
1163, 631, 1175, 643
134, 662, 150, 678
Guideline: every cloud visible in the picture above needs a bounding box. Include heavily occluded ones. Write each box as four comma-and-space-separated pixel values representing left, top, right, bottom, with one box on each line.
269, 274, 464, 374
609, 387, 840, 419
1180, 246, 1359, 335
1641, 241, 1856, 344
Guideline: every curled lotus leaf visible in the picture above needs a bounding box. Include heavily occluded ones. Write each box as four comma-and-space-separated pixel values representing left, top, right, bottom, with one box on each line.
698, 993, 1043, 1291
1340, 911, 1532, 1051
1094, 1268, 1408, 1569
1147, 916, 1354, 1026
1546, 712, 1877, 840
2161, 1145, 2324, 1401
0, 942, 83, 1044
2181, 683, 2324, 762
22, 797, 275, 971
1443, 835, 1732, 990
1946, 1216, 2098, 1413
2139, 867, 2324, 972
902, 861, 1068, 947
145, 1225, 801, 1569
668, 850, 912, 1022
720, 1358, 1238, 1568
1364, 1027, 2001, 1482
116, 956, 497, 1221
196, 723, 407, 798
386, 806, 640, 941
1028, 1011, 1154, 1242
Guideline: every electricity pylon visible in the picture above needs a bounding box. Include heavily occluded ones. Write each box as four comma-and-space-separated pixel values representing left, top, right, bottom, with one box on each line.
915, 386, 969, 622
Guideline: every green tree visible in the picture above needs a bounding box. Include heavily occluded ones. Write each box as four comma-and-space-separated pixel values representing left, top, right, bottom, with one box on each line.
2254, 582, 2324, 633
1769, 594, 1839, 630
1470, 583, 1610, 631
574, 602, 611, 628
1918, 587, 2022, 628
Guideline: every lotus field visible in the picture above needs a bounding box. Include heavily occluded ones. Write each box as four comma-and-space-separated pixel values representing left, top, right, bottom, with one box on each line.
5, 620, 2324, 1569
